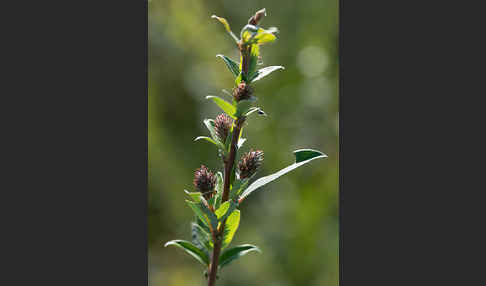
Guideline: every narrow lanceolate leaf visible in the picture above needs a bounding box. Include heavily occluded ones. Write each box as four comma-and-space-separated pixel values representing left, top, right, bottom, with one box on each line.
248, 44, 260, 79
206, 96, 237, 119
230, 178, 250, 199
222, 210, 240, 249
203, 119, 221, 143
215, 201, 231, 220
253, 27, 278, 45
191, 222, 212, 252
239, 149, 327, 201
164, 240, 209, 266
211, 15, 239, 42
245, 107, 267, 117
214, 172, 223, 209
219, 201, 237, 222
197, 217, 210, 234
186, 200, 218, 231
184, 190, 202, 202
249, 66, 285, 83
194, 136, 224, 150
235, 98, 256, 118
216, 55, 240, 77
194, 136, 225, 150
219, 244, 261, 268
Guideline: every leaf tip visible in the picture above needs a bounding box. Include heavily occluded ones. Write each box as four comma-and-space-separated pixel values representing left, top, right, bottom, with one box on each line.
164, 241, 174, 247
293, 149, 328, 163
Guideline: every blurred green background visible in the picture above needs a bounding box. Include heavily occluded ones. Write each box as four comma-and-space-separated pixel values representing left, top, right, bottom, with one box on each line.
149, 0, 338, 285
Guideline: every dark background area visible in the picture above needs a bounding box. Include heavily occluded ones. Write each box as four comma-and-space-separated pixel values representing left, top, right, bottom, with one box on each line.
149, 0, 339, 285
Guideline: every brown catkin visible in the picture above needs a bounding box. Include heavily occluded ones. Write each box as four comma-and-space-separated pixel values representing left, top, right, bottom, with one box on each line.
193, 165, 216, 199
214, 113, 233, 142
238, 149, 264, 179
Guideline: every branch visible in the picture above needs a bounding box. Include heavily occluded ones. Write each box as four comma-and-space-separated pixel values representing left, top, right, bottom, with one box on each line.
207, 118, 245, 286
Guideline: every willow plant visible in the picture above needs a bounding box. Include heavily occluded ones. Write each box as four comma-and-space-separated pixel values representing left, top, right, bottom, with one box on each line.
165, 9, 327, 286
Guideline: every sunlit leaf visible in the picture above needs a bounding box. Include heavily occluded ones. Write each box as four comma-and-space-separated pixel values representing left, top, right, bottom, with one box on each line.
222, 210, 240, 249
248, 44, 260, 78
253, 27, 278, 44
240, 24, 258, 43
249, 66, 285, 82
215, 201, 230, 220
239, 149, 327, 201
164, 240, 209, 266
235, 72, 244, 85
211, 15, 239, 42
216, 54, 240, 77
219, 244, 261, 268
206, 96, 236, 119
219, 201, 237, 223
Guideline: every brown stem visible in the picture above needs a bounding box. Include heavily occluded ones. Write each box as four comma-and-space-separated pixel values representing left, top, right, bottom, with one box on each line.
222, 119, 244, 202
207, 118, 245, 286
207, 234, 222, 286
240, 45, 250, 77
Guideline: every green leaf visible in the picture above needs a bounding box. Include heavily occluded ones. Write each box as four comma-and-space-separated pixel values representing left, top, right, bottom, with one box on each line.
248, 44, 260, 79
191, 223, 212, 253
194, 136, 218, 145
216, 55, 240, 77
220, 201, 238, 222
244, 107, 267, 117
253, 27, 278, 45
215, 201, 231, 220
219, 244, 261, 268
186, 200, 218, 231
214, 172, 223, 209
211, 15, 239, 42
249, 66, 285, 83
239, 149, 327, 201
164, 240, 209, 266
197, 217, 210, 233
230, 178, 249, 200
222, 210, 240, 249
206, 96, 237, 119
215, 201, 238, 224
235, 104, 251, 118
240, 24, 258, 43
203, 119, 221, 142
184, 190, 202, 202
224, 127, 233, 153
235, 72, 244, 85
294, 149, 327, 163
194, 136, 225, 150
